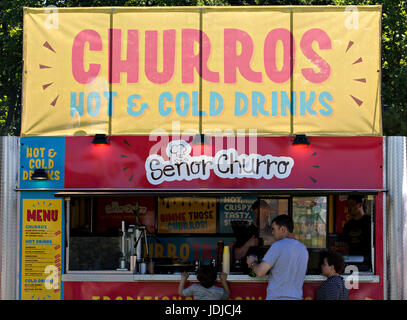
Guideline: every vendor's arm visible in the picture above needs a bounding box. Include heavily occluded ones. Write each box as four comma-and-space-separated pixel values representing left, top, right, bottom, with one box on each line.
178, 272, 189, 296
234, 236, 259, 260
246, 255, 271, 277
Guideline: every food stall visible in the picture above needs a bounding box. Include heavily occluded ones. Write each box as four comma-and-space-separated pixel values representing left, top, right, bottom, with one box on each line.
12, 6, 388, 300
18, 135, 384, 300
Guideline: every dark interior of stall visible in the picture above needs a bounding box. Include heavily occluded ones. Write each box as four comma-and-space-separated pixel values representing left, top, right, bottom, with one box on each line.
67, 194, 375, 275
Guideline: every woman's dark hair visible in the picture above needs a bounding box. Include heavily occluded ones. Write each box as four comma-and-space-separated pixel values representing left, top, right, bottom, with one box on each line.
271, 214, 294, 233
196, 264, 217, 288
320, 250, 345, 274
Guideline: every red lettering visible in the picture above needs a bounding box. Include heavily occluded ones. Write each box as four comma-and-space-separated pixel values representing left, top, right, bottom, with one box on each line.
27, 209, 36, 222
300, 28, 332, 83
201, 243, 213, 261
224, 29, 262, 83
145, 30, 176, 84
264, 28, 294, 83
110, 29, 139, 83
72, 30, 102, 84
43, 209, 50, 221
191, 243, 201, 261
36, 209, 42, 222
182, 29, 219, 83
51, 210, 58, 221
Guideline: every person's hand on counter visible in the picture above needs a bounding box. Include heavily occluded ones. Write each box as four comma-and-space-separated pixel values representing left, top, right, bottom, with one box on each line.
218, 272, 230, 299
178, 272, 189, 296
219, 272, 228, 283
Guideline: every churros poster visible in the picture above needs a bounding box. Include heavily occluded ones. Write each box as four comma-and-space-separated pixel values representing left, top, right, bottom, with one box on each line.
158, 197, 217, 234
22, 6, 381, 136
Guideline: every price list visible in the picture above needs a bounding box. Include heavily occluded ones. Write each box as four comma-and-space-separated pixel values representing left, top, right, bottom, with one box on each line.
21, 199, 62, 300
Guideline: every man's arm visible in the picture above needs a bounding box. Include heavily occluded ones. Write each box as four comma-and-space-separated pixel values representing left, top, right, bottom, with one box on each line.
234, 236, 258, 260
247, 255, 271, 277
250, 261, 271, 277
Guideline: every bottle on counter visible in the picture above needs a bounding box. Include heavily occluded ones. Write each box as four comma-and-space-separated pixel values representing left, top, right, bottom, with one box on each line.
140, 259, 147, 274
222, 245, 230, 274
248, 255, 257, 278
216, 241, 224, 272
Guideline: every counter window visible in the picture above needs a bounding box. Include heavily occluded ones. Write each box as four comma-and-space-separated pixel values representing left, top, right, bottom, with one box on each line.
65, 194, 376, 275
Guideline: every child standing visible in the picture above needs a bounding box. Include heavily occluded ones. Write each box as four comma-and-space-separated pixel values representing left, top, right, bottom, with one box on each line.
178, 265, 230, 300
315, 250, 349, 300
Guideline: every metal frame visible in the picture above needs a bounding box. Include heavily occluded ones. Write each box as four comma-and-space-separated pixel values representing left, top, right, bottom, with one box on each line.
382, 137, 387, 300
65, 197, 70, 274
0, 137, 19, 300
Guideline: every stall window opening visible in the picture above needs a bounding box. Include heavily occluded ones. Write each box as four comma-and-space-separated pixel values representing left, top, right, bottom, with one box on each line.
64, 193, 375, 275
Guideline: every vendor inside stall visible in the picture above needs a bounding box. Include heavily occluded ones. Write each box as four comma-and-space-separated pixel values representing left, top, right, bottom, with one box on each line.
64, 193, 375, 276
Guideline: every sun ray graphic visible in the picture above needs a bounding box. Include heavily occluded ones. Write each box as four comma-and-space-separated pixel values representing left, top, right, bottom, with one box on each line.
346, 40, 366, 107
40, 41, 59, 107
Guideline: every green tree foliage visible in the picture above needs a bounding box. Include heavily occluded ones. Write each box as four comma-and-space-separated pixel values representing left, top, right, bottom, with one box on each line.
0, 0, 406, 135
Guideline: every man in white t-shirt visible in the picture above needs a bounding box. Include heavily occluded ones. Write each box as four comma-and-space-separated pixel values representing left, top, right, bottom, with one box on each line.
246, 214, 309, 300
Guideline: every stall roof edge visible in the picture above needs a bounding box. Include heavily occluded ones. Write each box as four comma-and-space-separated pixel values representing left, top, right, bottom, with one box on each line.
41, 189, 388, 197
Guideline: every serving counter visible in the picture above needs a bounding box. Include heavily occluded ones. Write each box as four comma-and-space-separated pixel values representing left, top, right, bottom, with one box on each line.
62, 272, 380, 283
61, 272, 381, 300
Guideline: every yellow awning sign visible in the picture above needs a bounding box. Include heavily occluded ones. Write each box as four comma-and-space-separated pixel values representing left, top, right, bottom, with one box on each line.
22, 6, 382, 136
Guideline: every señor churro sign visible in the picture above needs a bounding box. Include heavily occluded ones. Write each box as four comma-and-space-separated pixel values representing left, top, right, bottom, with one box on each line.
145, 140, 294, 185
22, 6, 381, 136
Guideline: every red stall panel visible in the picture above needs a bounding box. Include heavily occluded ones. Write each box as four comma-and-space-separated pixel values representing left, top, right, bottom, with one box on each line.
65, 136, 383, 190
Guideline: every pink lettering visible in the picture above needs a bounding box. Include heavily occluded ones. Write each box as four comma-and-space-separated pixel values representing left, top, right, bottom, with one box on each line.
145, 30, 176, 84
109, 29, 139, 83
70, 27, 333, 85
182, 29, 219, 83
264, 28, 294, 83
300, 28, 332, 83
224, 29, 262, 83
72, 30, 102, 84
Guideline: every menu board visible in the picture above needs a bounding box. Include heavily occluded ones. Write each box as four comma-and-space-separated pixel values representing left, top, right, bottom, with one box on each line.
158, 197, 217, 234
21, 198, 63, 300
96, 196, 155, 234
219, 196, 257, 233
292, 196, 327, 249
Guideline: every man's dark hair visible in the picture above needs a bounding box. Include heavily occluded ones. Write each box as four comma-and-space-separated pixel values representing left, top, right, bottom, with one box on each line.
196, 264, 217, 288
347, 195, 367, 212
320, 250, 345, 274
251, 199, 269, 211
271, 214, 294, 233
